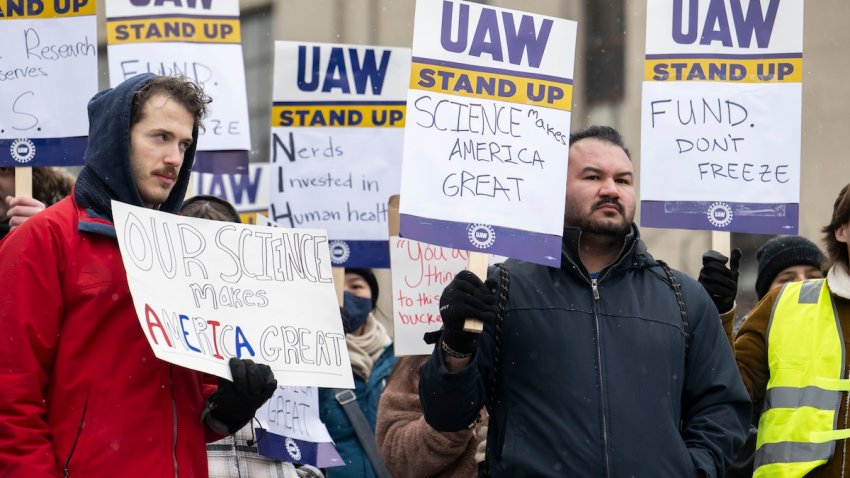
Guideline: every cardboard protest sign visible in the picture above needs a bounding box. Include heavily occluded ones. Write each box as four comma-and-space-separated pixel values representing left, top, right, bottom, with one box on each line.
268, 41, 409, 268
112, 201, 354, 389
390, 236, 505, 355
0, 0, 98, 167
255, 386, 344, 468
398, 0, 576, 267
191, 162, 271, 225
640, 0, 804, 234
105, 0, 251, 174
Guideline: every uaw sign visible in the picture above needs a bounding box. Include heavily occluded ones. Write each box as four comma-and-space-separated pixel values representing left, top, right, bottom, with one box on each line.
398, 0, 576, 267
640, 0, 804, 234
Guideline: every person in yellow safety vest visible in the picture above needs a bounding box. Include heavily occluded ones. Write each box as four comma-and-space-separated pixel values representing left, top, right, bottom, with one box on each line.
736, 181, 850, 478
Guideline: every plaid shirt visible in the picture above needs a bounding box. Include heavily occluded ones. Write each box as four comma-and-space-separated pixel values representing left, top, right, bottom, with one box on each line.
207, 425, 324, 478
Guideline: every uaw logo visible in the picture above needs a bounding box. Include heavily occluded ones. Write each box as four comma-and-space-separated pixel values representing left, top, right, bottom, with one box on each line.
10, 139, 36, 164
467, 224, 496, 249
707, 202, 733, 228
328, 240, 351, 265
284, 437, 302, 461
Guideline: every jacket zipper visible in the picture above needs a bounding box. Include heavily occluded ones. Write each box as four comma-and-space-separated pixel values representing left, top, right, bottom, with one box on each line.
63, 394, 89, 477
577, 243, 634, 478
170, 366, 179, 478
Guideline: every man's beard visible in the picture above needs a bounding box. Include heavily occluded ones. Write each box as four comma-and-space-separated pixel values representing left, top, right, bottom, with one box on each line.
566, 199, 633, 236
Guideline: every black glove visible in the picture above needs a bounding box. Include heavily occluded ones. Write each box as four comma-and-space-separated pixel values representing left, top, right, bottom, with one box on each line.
698, 248, 742, 314
205, 358, 277, 434
438, 270, 498, 355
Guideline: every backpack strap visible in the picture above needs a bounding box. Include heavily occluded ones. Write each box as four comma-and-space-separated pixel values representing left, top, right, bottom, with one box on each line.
656, 260, 690, 357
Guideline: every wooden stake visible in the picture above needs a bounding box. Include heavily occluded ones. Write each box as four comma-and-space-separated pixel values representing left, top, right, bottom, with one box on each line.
15, 167, 32, 197
711, 230, 731, 258
463, 252, 489, 333
332, 267, 345, 306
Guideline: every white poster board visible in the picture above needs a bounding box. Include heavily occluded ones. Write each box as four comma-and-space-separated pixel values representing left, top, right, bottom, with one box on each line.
390, 235, 504, 355
398, 0, 576, 267
268, 41, 409, 268
106, 0, 251, 172
0, 0, 97, 167
112, 201, 353, 389
640, 0, 804, 234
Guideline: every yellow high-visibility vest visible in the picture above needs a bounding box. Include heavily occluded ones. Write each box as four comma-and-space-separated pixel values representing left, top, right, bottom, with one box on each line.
754, 279, 850, 477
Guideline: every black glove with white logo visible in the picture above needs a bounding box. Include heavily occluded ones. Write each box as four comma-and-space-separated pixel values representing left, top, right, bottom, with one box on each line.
698, 248, 742, 314
438, 270, 498, 356
204, 358, 277, 435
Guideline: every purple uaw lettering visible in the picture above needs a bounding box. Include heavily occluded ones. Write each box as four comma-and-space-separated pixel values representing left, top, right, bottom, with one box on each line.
129, 0, 212, 8
439, 0, 553, 68
671, 0, 779, 48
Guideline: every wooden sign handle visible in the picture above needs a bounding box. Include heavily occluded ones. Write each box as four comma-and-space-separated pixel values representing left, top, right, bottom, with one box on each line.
463, 252, 489, 333
332, 267, 345, 307
711, 231, 731, 258
15, 167, 33, 198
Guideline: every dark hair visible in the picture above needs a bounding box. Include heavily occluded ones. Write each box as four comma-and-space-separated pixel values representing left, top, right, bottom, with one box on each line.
569, 125, 631, 159
179, 195, 241, 223
754, 236, 824, 299
130, 76, 211, 131
345, 267, 379, 310
822, 183, 850, 270
32, 167, 75, 206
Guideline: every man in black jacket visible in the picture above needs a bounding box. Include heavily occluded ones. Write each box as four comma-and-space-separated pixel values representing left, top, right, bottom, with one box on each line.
419, 125, 751, 477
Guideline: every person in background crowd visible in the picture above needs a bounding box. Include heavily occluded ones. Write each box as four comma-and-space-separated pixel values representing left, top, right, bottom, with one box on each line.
0, 74, 275, 477
179, 195, 323, 478
699, 236, 825, 477
0, 166, 75, 240
418, 125, 750, 477
319, 268, 396, 478
376, 353, 487, 477
736, 183, 850, 477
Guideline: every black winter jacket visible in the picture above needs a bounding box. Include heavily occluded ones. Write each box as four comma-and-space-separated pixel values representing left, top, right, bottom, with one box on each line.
419, 225, 751, 477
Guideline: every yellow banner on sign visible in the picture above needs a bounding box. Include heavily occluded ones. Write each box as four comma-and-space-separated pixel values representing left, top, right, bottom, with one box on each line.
644, 58, 803, 83
410, 62, 572, 112
0, 0, 96, 19
271, 104, 406, 128
107, 17, 241, 44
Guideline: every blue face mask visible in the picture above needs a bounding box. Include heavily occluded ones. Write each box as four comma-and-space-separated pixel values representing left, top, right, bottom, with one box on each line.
342, 291, 372, 334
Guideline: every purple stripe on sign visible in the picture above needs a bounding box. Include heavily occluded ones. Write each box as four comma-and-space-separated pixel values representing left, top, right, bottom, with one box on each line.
645, 52, 803, 60
274, 101, 406, 106
326, 240, 390, 269
412, 56, 573, 85
0, 136, 86, 167
254, 429, 344, 468
400, 214, 562, 268
107, 14, 238, 22
640, 200, 799, 235
193, 150, 248, 175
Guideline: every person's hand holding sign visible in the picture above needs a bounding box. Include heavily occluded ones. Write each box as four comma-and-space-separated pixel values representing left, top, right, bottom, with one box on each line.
698, 248, 742, 314
203, 358, 277, 435
6, 196, 47, 229
438, 271, 498, 371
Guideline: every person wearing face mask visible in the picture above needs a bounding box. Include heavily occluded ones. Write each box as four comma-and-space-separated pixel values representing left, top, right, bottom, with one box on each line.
318, 268, 396, 478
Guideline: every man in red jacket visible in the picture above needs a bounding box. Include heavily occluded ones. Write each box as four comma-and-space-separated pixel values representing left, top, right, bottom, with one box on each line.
0, 74, 275, 477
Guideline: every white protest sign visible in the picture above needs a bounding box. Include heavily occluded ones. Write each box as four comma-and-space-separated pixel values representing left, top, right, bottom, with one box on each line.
105, 0, 251, 170
112, 201, 354, 389
259, 386, 332, 443
191, 162, 271, 224
254, 386, 343, 468
390, 235, 505, 355
398, 0, 576, 267
0, 0, 97, 167
640, 0, 803, 234
268, 41, 410, 268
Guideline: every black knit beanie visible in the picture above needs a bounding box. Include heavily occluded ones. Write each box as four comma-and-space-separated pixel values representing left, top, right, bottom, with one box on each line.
755, 236, 824, 299
346, 268, 379, 310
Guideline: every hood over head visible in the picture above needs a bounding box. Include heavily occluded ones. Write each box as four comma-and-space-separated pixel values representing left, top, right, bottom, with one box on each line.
75, 73, 199, 219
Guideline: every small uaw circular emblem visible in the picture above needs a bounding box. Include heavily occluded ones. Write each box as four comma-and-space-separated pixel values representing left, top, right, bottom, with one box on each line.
284, 437, 302, 460
10, 139, 36, 164
328, 240, 350, 265
467, 224, 496, 249
707, 202, 733, 228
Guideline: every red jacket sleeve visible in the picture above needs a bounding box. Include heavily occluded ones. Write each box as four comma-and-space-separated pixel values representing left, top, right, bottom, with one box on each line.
0, 221, 65, 477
